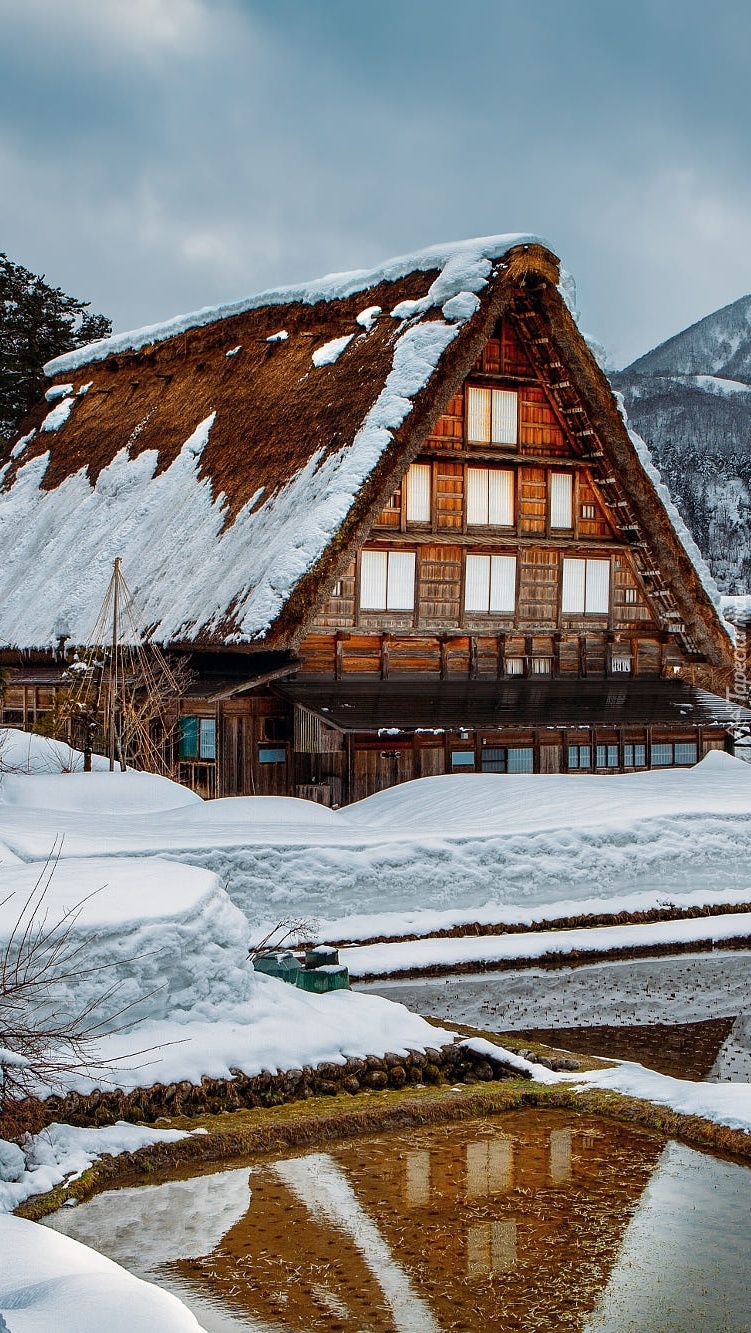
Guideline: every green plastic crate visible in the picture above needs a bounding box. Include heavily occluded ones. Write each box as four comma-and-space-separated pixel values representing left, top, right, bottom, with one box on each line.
305, 945, 340, 969
296, 964, 350, 993
252, 950, 302, 983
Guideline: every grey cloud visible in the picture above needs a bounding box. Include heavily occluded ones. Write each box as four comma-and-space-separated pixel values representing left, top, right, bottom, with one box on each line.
1, 0, 750, 366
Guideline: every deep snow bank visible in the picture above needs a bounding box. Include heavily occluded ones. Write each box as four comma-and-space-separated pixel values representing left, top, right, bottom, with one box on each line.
0, 837, 455, 1101
0, 858, 251, 1026
0, 1213, 206, 1331
0, 727, 112, 775
0, 769, 200, 815
3, 749, 751, 928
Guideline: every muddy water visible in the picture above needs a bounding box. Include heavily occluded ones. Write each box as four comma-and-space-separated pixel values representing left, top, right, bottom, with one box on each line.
45, 1110, 751, 1332
361, 949, 751, 1080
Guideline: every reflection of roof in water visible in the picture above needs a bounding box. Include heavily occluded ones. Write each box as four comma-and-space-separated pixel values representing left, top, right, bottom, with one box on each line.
166, 1111, 664, 1330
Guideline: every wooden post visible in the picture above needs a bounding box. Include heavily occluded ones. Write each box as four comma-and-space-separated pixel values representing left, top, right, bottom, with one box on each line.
108, 558, 121, 772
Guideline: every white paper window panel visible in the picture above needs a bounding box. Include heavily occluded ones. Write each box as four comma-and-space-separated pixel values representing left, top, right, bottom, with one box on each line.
467, 469, 513, 525
491, 390, 518, 445
489, 470, 514, 524
386, 551, 416, 610
360, 550, 388, 609
465, 554, 491, 611
561, 558, 586, 613
467, 468, 489, 524
405, 464, 431, 522
489, 555, 516, 612
506, 657, 524, 675
585, 558, 610, 613
465, 554, 516, 612
550, 472, 573, 528
467, 386, 491, 443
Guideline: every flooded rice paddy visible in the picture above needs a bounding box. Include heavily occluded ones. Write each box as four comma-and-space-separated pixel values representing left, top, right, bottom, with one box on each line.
46, 1110, 751, 1332
361, 948, 751, 1082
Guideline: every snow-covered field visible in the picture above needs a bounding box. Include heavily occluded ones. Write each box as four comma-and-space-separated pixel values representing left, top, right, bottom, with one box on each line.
3, 735, 751, 937
4, 729, 751, 1329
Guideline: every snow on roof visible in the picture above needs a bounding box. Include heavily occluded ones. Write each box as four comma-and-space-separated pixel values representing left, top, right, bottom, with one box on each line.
0, 317, 462, 646
44, 233, 545, 376
0, 231, 731, 659
0, 235, 551, 649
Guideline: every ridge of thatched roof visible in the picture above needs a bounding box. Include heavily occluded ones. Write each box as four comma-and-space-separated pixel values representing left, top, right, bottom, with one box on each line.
0, 233, 730, 663
44, 233, 546, 376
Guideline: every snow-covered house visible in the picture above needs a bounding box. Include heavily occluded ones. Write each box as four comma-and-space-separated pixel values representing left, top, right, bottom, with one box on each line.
0, 235, 746, 800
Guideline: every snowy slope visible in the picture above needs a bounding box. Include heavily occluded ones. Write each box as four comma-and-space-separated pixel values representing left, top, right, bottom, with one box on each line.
613, 293, 751, 594
627, 293, 751, 382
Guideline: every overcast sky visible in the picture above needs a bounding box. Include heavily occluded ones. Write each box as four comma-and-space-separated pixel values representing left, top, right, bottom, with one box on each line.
2, 0, 750, 367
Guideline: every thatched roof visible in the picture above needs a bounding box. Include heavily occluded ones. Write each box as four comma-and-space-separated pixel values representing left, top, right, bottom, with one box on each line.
0, 233, 730, 662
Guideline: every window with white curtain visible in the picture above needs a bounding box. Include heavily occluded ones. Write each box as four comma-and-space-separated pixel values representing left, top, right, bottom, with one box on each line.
561, 558, 610, 614
466, 468, 514, 526
466, 387, 518, 445
405, 463, 431, 522
550, 472, 573, 528
360, 549, 416, 611
464, 554, 516, 613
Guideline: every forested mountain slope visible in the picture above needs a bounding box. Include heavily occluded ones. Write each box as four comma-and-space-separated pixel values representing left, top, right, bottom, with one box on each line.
611, 295, 751, 593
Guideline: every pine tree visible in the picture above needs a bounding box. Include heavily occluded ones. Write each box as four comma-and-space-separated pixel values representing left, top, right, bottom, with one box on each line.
0, 254, 112, 441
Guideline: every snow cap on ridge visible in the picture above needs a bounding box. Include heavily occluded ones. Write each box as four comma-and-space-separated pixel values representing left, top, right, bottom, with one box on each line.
44, 234, 546, 376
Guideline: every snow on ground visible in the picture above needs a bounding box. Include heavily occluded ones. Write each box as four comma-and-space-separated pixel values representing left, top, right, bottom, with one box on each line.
5, 728, 751, 1331
463, 1035, 751, 1133
581, 1059, 751, 1131
3, 744, 751, 934
0, 728, 112, 774
61, 987, 453, 1096
0, 1212, 206, 1331
341, 910, 751, 978
317, 884, 751, 945
0, 1122, 189, 1215
0, 768, 199, 815
0, 857, 253, 1024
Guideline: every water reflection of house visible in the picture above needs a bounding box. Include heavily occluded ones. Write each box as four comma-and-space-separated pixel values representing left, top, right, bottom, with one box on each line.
174, 1114, 664, 1330
1, 237, 748, 800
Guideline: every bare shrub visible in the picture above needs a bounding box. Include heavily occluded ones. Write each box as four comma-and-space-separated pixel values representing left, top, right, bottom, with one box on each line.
0, 846, 164, 1141
247, 917, 318, 961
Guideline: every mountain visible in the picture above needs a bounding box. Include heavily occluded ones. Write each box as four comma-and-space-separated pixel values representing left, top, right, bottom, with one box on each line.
611, 296, 751, 594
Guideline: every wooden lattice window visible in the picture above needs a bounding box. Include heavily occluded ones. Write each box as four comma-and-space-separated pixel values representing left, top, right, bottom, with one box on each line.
360, 549, 416, 611
464, 554, 516, 613
466, 387, 518, 446
466, 468, 514, 526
